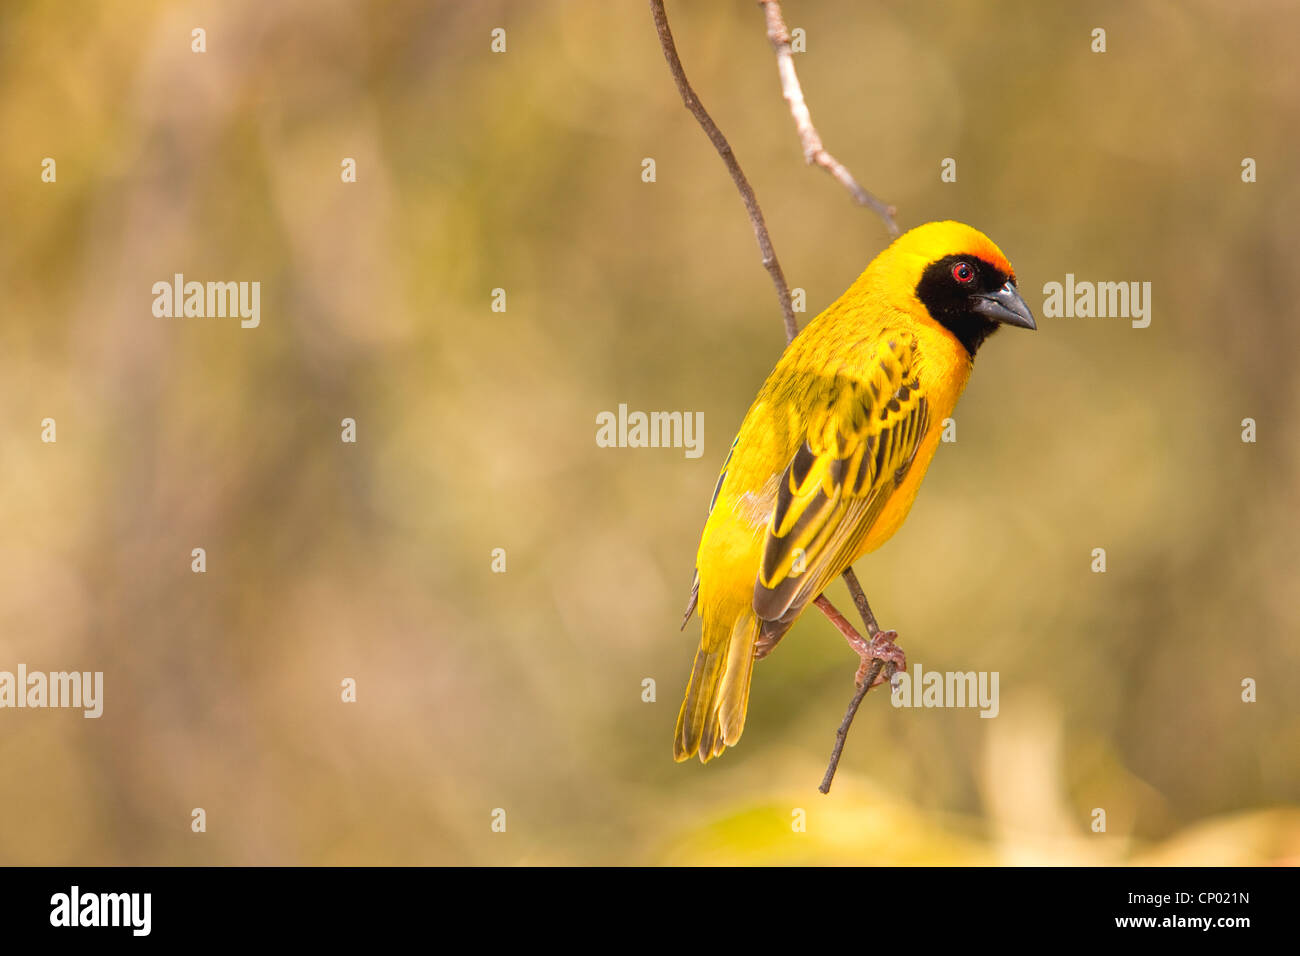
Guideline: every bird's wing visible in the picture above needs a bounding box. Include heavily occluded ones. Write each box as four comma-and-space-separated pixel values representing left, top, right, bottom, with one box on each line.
753, 334, 930, 623
681, 434, 740, 628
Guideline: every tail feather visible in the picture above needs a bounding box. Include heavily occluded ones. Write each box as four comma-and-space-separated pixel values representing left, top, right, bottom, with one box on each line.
674, 613, 760, 762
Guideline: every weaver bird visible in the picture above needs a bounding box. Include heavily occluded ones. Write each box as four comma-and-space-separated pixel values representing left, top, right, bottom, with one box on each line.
675, 221, 1035, 763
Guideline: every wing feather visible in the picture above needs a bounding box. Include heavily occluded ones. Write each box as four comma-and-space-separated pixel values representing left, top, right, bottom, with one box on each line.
753, 335, 929, 623
682, 434, 741, 627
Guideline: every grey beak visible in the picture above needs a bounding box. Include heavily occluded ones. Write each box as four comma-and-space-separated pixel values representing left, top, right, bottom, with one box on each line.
971, 281, 1036, 330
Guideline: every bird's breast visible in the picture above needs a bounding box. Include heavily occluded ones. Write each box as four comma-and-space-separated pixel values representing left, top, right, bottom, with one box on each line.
857, 349, 970, 555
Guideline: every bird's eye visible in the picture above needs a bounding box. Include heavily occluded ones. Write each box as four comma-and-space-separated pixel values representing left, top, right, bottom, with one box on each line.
952, 261, 975, 285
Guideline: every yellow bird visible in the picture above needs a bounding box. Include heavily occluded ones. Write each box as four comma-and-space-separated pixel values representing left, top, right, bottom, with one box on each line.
675, 221, 1036, 762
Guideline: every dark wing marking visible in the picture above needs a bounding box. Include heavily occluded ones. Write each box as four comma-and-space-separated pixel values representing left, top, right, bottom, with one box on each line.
753, 335, 930, 624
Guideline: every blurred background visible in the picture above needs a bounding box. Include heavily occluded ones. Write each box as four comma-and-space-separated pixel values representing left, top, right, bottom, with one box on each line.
1, 0, 1297, 865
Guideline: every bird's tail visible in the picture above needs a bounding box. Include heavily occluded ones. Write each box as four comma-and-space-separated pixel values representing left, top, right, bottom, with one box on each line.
674, 610, 760, 762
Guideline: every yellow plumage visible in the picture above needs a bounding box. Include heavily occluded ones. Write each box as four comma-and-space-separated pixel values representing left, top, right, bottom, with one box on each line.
675, 221, 1034, 762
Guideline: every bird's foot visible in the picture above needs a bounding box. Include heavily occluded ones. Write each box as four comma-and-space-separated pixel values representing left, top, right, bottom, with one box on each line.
810, 594, 905, 689
853, 630, 905, 689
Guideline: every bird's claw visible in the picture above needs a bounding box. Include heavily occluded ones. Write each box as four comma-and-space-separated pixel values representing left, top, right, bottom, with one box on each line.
853, 629, 905, 688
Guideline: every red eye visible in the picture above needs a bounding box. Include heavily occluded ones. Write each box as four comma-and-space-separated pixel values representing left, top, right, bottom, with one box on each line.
952, 261, 975, 285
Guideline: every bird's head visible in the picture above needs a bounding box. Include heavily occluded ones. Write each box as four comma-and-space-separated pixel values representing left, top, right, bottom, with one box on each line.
878, 220, 1036, 357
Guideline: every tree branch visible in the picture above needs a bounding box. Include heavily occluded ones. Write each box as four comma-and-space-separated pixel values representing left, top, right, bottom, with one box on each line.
841, 565, 880, 637
649, 0, 798, 344
819, 657, 896, 794
759, 0, 900, 237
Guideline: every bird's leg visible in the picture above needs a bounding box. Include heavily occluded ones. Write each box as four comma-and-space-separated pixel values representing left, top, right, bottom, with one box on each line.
843, 566, 906, 687
812, 592, 905, 688
812, 594, 869, 654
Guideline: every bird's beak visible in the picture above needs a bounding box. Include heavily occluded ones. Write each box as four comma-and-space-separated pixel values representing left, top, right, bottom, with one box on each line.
971, 281, 1036, 330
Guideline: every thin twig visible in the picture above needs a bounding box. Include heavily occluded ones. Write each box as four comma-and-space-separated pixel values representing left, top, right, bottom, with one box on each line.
759, 0, 899, 237
806, 567, 899, 790
649, 0, 798, 344
819, 657, 897, 794
842, 566, 880, 637
814, 568, 894, 793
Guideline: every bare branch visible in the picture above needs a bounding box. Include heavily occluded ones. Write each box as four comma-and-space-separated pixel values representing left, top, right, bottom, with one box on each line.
819, 656, 897, 794
759, 0, 899, 237
817, 565, 893, 793
811, 577, 893, 793
649, 0, 799, 344
842, 566, 880, 637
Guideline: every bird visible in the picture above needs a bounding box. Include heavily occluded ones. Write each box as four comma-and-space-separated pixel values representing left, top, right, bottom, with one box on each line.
675, 220, 1035, 763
